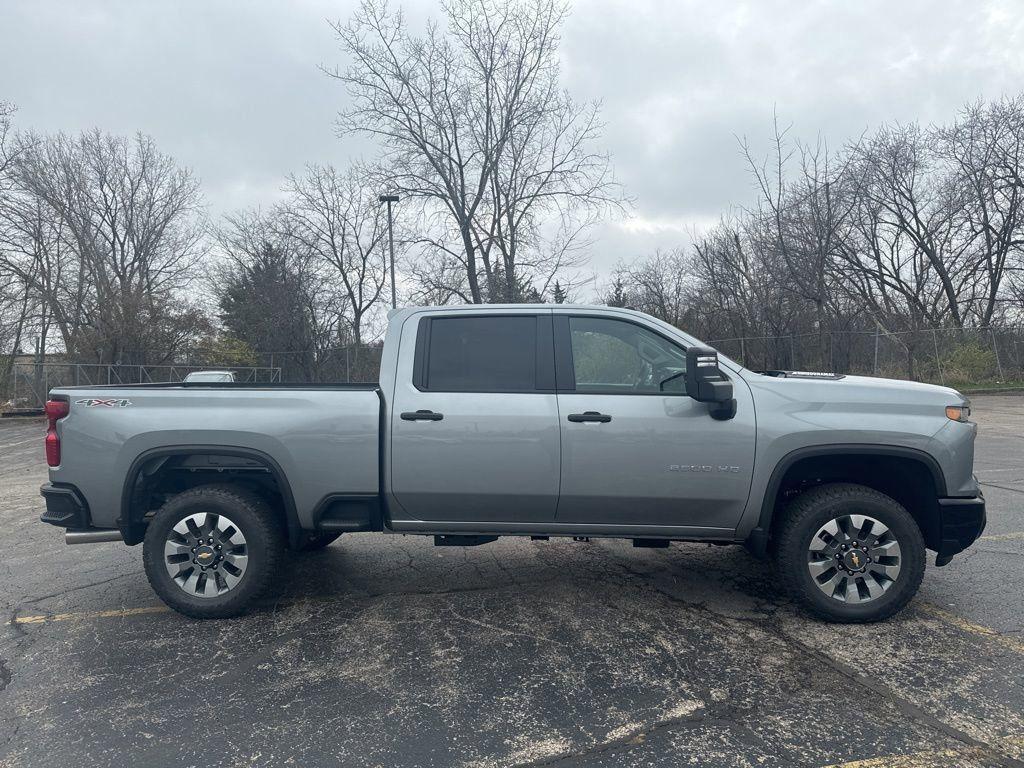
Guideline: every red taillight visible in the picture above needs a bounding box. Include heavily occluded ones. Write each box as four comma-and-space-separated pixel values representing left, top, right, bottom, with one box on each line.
45, 399, 69, 467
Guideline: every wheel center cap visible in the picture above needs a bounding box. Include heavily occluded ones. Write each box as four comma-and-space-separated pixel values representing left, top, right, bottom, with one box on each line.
195, 545, 216, 565
843, 550, 865, 571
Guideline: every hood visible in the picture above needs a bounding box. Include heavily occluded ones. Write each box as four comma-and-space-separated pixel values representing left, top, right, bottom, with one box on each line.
743, 370, 966, 407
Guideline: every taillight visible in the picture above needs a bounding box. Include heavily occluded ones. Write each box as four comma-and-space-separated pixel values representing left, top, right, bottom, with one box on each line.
45, 399, 69, 467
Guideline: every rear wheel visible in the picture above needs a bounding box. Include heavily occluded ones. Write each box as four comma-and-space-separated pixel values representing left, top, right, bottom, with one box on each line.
143, 485, 285, 619
773, 483, 926, 623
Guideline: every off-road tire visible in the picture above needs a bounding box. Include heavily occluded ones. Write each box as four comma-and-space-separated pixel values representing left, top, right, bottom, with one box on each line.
773, 482, 926, 623
292, 532, 342, 552
143, 484, 285, 619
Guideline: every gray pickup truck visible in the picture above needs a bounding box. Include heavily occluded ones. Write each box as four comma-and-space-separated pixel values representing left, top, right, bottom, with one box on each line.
39, 305, 985, 622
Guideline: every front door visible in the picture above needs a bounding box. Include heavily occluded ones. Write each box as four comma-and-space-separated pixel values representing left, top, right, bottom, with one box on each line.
389, 312, 561, 526
554, 314, 755, 531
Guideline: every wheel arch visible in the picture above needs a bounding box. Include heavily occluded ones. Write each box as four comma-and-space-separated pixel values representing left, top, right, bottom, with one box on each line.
119, 445, 302, 547
748, 445, 947, 557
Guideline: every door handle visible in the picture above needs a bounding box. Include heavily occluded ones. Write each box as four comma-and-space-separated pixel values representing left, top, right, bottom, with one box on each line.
401, 409, 444, 421
567, 411, 612, 423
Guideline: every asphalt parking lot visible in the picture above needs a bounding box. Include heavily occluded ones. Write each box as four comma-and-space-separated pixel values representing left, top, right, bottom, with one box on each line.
1, 395, 1023, 768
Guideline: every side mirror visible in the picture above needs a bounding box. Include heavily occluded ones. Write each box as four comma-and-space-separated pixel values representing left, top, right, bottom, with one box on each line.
685, 347, 736, 420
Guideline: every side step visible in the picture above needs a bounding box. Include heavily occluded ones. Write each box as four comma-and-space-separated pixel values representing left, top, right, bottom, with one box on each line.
632, 538, 670, 548
433, 534, 499, 547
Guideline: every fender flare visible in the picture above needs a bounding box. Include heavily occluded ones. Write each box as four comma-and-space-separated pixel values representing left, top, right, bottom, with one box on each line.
119, 445, 302, 547
746, 444, 947, 556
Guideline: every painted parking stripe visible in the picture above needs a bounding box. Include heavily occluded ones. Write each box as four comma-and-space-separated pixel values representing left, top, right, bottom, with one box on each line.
978, 531, 1024, 542
12, 606, 170, 624
918, 603, 1024, 655
823, 735, 1024, 768
11, 596, 324, 624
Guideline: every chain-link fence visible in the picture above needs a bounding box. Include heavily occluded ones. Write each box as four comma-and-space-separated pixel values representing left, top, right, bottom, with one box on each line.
252, 346, 383, 385
2, 344, 384, 410
707, 326, 1024, 389
4, 362, 283, 410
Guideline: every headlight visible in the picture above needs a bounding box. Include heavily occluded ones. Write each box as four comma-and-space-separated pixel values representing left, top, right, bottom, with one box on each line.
946, 405, 971, 422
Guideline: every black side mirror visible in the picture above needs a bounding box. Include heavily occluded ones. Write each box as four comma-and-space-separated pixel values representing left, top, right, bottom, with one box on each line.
685, 347, 736, 420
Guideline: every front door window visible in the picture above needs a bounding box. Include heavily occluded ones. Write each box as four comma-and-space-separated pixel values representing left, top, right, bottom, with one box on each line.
568, 316, 686, 394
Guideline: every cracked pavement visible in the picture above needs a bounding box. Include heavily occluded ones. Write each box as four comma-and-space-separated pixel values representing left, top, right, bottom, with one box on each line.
1, 395, 1023, 767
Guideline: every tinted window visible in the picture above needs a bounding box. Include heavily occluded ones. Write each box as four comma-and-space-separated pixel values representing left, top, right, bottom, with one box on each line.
426, 316, 537, 392
569, 317, 686, 393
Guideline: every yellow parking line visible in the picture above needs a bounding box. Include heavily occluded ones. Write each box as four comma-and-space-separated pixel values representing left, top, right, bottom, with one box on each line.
12, 605, 170, 624
918, 603, 1024, 655
823, 736, 1024, 768
979, 531, 1024, 542
11, 595, 329, 625
824, 746, 968, 768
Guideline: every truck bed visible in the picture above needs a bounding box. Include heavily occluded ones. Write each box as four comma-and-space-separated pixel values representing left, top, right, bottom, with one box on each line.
47, 383, 383, 533
53, 381, 380, 390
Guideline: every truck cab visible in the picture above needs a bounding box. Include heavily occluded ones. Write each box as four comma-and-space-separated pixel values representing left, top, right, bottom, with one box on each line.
383, 306, 754, 535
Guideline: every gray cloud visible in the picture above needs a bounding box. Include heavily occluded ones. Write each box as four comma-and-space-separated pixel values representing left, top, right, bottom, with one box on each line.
3, 0, 1024, 275
562, 0, 1024, 268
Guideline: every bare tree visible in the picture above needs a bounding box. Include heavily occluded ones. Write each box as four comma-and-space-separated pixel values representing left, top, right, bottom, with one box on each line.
283, 164, 390, 345
605, 249, 690, 327
935, 98, 1024, 325
741, 117, 859, 363
0, 102, 25, 390
0, 101, 18, 176
691, 220, 800, 366
330, 0, 623, 303
4, 130, 208, 365
844, 123, 976, 330
0, 111, 88, 388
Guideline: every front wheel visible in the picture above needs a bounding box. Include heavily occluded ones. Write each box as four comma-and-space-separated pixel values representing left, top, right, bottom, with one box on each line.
143, 485, 285, 619
773, 483, 926, 623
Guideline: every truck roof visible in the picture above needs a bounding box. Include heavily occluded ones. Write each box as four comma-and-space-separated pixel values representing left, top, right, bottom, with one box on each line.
389, 303, 619, 317
384, 303, 739, 372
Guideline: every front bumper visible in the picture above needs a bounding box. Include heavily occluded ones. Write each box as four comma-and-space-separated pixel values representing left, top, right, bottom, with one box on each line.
934, 491, 986, 566
39, 483, 91, 529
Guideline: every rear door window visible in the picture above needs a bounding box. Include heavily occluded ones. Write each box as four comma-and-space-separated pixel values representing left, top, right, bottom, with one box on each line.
423, 316, 538, 392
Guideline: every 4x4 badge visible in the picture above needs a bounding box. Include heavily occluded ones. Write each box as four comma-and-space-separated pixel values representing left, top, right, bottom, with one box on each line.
75, 398, 132, 408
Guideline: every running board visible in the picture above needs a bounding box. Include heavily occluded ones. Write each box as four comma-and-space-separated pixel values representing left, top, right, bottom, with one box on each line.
391, 519, 736, 541
433, 534, 499, 547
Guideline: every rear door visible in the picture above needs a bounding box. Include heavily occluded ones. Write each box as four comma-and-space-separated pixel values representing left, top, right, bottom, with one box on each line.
554, 313, 756, 531
389, 311, 561, 526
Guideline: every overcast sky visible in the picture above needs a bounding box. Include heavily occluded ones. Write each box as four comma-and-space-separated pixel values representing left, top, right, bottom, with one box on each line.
3, 0, 1024, 276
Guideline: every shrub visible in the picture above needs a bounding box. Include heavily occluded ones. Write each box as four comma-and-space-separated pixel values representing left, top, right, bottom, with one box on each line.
941, 342, 998, 385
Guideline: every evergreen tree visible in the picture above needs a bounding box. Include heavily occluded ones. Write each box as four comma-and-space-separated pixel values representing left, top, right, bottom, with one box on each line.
553, 281, 567, 304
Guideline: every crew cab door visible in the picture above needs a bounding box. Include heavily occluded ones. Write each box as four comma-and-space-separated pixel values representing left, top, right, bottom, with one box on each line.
553, 313, 755, 531
388, 311, 561, 526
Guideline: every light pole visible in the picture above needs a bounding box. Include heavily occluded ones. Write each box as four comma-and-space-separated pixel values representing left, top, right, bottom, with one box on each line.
378, 194, 400, 308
